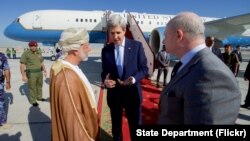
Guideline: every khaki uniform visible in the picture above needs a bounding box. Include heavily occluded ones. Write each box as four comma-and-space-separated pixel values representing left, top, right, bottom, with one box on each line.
20, 50, 44, 104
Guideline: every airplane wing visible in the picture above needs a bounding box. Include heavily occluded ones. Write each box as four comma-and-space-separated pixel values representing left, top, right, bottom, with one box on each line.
205, 13, 250, 39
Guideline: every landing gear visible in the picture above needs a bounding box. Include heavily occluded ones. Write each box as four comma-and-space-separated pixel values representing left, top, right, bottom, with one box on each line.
51, 55, 56, 61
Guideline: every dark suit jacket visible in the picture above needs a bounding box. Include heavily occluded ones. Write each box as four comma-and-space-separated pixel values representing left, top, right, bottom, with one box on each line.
212, 46, 224, 61
157, 51, 170, 69
244, 61, 250, 79
233, 50, 242, 62
158, 47, 241, 124
101, 38, 148, 104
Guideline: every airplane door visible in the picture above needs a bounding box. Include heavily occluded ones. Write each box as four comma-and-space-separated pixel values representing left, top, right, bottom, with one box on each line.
33, 13, 42, 29
101, 10, 113, 31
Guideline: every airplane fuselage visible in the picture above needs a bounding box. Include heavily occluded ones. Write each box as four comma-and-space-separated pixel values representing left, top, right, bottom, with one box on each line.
4, 10, 250, 48
4, 10, 217, 46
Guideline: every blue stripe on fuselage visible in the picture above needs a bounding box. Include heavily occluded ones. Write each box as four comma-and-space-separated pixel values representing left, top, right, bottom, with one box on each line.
4, 22, 107, 44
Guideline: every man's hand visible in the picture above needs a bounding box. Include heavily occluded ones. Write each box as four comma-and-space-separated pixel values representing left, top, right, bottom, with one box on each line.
22, 75, 27, 82
104, 73, 116, 88
118, 76, 133, 86
5, 82, 11, 90
43, 70, 47, 77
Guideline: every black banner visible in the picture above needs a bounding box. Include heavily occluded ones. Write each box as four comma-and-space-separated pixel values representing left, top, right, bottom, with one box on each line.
134, 125, 250, 140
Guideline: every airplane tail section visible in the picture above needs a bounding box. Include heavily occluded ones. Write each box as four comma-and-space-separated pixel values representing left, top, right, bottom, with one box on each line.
126, 12, 154, 77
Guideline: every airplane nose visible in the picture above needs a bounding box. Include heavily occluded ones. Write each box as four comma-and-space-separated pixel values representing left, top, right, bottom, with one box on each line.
4, 22, 28, 41
4, 23, 17, 39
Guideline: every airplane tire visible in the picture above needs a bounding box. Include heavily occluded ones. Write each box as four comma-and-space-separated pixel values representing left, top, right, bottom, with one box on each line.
51, 55, 56, 61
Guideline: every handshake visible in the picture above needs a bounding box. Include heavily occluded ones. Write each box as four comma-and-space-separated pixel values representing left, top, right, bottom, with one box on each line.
104, 73, 133, 88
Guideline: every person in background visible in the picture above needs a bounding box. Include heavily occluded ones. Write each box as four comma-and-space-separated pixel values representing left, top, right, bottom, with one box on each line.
205, 36, 223, 61
241, 60, 250, 109
101, 14, 148, 141
233, 45, 242, 76
222, 44, 240, 77
11, 48, 16, 59
20, 41, 47, 107
157, 12, 241, 124
156, 45, 170, 88
55, 48, 62, 60
0, 52, 11, 129
50, 27, 99, 141
5, 48, 11, 59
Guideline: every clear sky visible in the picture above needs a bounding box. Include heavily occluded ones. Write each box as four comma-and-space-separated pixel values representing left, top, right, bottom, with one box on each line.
1, 0, 250, 47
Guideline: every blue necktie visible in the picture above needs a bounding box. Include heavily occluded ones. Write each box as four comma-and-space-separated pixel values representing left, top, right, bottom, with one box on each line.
116, 47, 123, 78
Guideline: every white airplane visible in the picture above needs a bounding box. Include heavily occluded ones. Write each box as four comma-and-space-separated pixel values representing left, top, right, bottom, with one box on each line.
4, 10, 250, 53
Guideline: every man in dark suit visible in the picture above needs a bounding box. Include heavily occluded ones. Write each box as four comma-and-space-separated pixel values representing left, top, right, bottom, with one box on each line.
205, 36, 224, 61
156, 45, 170, 87
241, 60, 250, 108
157, 12, 241, 124
101, 14, 148, 141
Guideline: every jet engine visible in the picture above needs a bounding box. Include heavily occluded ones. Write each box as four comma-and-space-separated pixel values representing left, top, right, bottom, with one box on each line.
149, 27, 165, 54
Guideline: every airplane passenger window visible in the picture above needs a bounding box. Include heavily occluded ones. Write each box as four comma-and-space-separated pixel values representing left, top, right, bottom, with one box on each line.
81, 19, 83, 22
149, 21, 151, 24
76, 19, 79, 22
90, 19, 92, 22
85, 19, 88, 22
94, 19, 97, 22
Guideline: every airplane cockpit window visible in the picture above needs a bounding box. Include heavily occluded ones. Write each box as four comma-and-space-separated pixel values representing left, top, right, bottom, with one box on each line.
13, 18, 20, 23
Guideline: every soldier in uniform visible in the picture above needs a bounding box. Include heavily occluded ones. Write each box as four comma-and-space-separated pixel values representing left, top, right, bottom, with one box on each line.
11, 48, 16, 59
222, 44, 240, 77
0, 52, 11, 129
5, 48, 11, 59
20, 41, 47, 106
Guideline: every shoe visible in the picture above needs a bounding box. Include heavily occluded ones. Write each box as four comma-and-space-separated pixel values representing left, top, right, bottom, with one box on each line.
37, 98, 46, 101
240, 104, 250, 109
32, 102, 39, 107
0, 123, 12, 129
